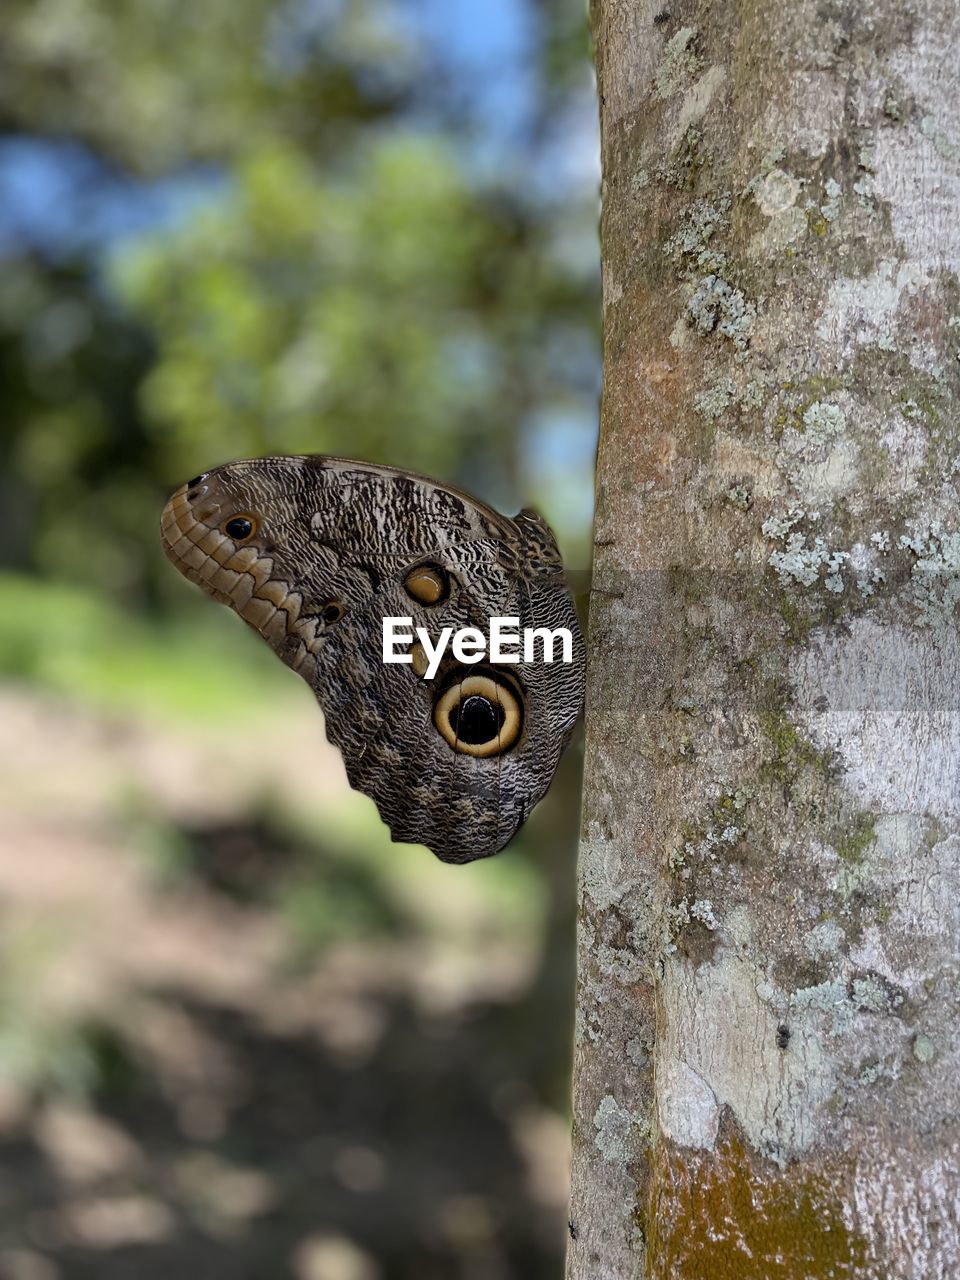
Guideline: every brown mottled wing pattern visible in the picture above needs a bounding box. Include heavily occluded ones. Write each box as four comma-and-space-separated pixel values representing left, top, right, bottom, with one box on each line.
159, 455, 584, 863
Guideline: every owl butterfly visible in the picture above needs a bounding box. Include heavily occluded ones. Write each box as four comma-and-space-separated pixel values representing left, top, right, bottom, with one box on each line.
160, 456, 585, 863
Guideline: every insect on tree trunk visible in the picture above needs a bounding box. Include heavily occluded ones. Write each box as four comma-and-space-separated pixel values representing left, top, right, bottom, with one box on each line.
569, 0, 960, 1275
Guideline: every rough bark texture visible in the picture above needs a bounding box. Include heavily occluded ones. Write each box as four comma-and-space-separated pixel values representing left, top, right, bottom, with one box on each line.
568, 1, 960, 1276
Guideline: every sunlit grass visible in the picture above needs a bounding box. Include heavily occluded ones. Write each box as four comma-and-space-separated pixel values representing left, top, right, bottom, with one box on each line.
0, 571, 297, 725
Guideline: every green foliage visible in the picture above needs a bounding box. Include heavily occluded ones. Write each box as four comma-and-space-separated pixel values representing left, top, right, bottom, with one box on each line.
0, 1012, 138, 1100
119, 137, 506, 479
2, 149, 596, 602
0, 0, 419, 170
0, 572, 295, 721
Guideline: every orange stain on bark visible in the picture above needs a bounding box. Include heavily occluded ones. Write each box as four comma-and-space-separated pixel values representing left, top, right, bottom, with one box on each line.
647, 1128, 870, 1280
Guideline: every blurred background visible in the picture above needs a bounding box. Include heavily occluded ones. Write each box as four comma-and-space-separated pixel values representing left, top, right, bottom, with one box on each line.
0, 1, 599, 1276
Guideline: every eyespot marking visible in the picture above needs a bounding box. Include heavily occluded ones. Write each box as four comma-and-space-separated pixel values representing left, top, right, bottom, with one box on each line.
404, 563, 450, 605
433, 671, 523, 758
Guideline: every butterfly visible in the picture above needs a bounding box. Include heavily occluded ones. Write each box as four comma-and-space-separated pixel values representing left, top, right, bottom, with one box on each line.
160, 455, 585, 862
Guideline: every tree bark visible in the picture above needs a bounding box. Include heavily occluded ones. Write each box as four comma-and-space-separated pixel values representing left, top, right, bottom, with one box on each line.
568, 1, 960, 1276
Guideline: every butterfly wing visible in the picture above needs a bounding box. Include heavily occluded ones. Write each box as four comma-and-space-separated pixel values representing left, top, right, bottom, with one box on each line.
160, 455, 584, 862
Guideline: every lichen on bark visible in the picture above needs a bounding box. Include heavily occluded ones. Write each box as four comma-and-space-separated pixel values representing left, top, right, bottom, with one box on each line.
570, 1, 960, 1276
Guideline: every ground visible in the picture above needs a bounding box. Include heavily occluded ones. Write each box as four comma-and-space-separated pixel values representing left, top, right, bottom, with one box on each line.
0, 685, 570, 1280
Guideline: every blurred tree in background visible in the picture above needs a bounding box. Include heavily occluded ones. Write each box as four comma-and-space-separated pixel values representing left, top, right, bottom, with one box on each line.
0, 3, 598, 1277
0, 0, 599, 606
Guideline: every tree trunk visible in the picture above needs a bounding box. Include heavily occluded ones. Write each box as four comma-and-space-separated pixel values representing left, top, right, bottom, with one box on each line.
568, 1, 960, 1276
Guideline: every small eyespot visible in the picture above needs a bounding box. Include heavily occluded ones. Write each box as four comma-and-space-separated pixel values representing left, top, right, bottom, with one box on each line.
321, 601, 345, 625
186, 474, 207, 489
433, 671, 523, 758
404, 562, 450, 605
224, 515, 256, 541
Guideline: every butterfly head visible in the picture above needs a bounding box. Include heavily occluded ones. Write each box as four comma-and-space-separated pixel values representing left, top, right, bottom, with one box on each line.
162, 464, 265, 600
160, 461, 326, 676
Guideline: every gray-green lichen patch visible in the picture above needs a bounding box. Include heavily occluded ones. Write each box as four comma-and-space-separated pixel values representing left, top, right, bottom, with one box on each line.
670, 800, 747, 878
654, 27, 702, 100
849, 973, 903, 1014
913, 1033, 935, 1062
847, 544, 880, 596
726, 481, 753, 510
654, 124, 707, 189
801, 400, 845, 442
598, 942, 647, 985
789, 976, 851, 1033
898, 522, 960, 631
858, 145, 877, 174
762, 510, 849, 591
594, 1093, 645, 1163
626, 1035, 651, 1068
883, 89, 906, 121
742, 379, 767, 410
803, 919, 845, 958
690, 899, 718, 929
687, 274, 755, 349
775, 398, 860, 501
580, 835, 646, 912
665, 196, 731, 273
919, 116, 960, 163
857, 1055, 900, 1085
820, 178, 842, 222
853, 171, 877, 208
694, 377, 738, 420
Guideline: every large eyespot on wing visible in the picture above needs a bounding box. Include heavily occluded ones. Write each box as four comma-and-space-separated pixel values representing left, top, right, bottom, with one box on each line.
433, 669, 523, 758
